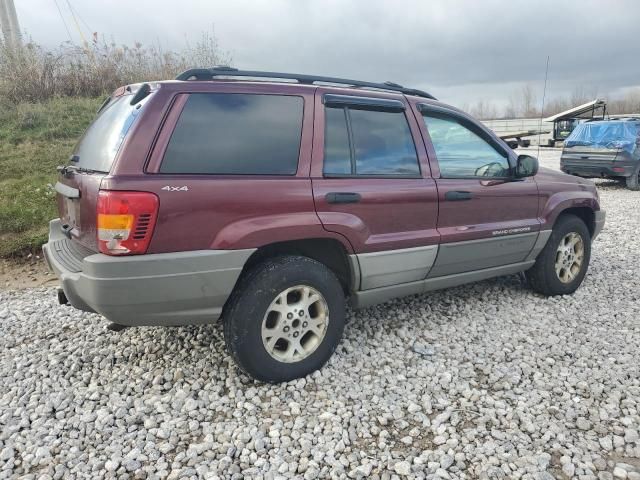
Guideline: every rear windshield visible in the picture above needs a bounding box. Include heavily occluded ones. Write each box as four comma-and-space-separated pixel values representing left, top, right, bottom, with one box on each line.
565, 121, 640, 153
71, 93, 151, 172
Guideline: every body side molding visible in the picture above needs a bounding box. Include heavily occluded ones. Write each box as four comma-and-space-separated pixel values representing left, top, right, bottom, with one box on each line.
354, 245, 439, 290
428, 232, 539, 278
351, 260, 536, 309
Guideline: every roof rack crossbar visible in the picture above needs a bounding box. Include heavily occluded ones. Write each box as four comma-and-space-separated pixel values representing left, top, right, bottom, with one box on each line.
175, 67, 436, 100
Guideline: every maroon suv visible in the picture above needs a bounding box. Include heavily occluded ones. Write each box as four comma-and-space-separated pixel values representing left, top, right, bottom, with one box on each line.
44, 67, 605, 382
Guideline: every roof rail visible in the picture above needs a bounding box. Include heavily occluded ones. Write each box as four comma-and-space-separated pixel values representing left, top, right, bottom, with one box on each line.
175, 66, 436, 100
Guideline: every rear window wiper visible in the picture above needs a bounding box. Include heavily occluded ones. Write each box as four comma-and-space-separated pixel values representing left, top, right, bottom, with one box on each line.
57, 164, 104, 176
97, 95, 111, 114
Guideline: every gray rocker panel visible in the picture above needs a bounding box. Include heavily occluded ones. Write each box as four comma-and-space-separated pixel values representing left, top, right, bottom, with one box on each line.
351, 260, 535, 309
427, 232, 539, 278
355, 245, 439, 290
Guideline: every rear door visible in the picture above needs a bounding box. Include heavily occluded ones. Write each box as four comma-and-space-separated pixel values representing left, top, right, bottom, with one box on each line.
56, 90, 152, 251
413, 102, 540, 277
311, 90, 439, 290
140, 86, 323, 254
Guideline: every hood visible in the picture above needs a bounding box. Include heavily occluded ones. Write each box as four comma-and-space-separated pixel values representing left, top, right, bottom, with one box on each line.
536, 166, 593, 186
535, 167, 599, 204
534, 166, 601, 215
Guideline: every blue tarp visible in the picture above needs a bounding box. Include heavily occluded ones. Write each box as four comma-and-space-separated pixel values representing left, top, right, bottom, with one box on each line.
565, 121, 640, 153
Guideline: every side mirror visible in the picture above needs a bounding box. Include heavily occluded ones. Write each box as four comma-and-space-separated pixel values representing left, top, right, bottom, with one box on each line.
515, 154, 539, 178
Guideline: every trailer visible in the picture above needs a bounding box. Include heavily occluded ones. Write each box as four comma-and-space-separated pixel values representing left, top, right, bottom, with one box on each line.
482, 118, 554, 146
543, 99, 606, 146
482, 99, 607, 148
498, 129, 550, 148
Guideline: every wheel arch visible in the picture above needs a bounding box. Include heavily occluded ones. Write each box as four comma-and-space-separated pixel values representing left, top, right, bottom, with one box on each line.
542, 193, 599, 238
555, 207, 596, 237
239, 238, 357, 294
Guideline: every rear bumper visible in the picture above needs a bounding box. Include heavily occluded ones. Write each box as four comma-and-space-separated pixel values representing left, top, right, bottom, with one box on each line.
43, 219, 254, 326
560, 159, 637, 178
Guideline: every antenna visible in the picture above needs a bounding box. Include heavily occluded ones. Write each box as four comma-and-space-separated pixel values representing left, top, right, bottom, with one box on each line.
537, 56, 550, 157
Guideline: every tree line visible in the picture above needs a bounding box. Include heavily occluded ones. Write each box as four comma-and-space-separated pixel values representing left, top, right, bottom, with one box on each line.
462, 84, 640, 120
2, 33, 638, 120
0, 31, 230, 103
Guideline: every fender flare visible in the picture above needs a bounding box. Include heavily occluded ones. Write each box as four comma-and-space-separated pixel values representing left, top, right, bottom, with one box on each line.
540, 192, 599, 232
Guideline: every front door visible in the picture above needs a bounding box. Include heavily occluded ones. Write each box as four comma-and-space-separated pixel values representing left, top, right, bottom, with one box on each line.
414, 104, 541, 277
311, 90, 440, 290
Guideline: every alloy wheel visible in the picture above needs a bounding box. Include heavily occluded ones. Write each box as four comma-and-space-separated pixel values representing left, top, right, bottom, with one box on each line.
554, 232, 585, 283
261, 285, 329, 363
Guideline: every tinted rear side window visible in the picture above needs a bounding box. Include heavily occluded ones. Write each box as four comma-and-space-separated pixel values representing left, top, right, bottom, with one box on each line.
161, 93, 303, 175
323, 108, 351, 175
323, 106, 419, 176
73, 94, 150, 172
350, 109, 419, 175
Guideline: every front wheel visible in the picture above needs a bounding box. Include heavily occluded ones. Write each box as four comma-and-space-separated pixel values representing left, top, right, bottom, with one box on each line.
223, 255, 345, 383
526, 214, 592, 296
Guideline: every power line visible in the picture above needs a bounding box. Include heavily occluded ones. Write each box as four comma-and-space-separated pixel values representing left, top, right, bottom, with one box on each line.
65, 0, 89, 49
66, 0, 92, 36
53, 0, 73, 44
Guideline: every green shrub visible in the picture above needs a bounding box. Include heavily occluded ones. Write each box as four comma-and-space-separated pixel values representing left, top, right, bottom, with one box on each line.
0, 31, 230, 256
0, 97, 100, 257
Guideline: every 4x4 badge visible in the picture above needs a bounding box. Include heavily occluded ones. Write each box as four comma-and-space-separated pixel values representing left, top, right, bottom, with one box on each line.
161, 186, 189, 192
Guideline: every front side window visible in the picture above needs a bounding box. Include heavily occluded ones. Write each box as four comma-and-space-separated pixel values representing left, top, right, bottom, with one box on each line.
422, 114, 510, 178
324, 106, 420, 176
161, 93, 303, 175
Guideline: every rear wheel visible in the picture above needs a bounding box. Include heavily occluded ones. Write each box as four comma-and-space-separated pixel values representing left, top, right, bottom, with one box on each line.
526, 214, 591, 296
223, 255, 345, 383
625, 165, 640, 190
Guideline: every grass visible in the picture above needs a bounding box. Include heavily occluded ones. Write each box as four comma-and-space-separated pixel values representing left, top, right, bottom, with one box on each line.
0, 97, 101, 257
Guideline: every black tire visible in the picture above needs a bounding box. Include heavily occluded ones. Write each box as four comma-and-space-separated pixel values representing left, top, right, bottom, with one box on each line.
526, 214, 592, 296
625, 165, 640, 190
223, 255, 345, 383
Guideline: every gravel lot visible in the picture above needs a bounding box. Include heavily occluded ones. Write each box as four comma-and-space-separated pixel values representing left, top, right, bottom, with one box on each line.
1, 149, 639, 480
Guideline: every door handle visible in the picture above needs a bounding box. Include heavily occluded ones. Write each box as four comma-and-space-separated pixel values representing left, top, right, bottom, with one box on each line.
326, 192, 361, 204
445, 190, 473, 201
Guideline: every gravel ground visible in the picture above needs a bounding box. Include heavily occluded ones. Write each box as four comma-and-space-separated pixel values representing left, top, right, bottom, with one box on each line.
1, 149, 639, 480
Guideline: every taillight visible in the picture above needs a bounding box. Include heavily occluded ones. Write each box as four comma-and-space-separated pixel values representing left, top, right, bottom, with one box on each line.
97, 190, 159, 255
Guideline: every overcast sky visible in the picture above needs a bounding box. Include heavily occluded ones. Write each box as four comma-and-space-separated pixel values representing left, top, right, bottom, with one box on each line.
16, 0, 640, 109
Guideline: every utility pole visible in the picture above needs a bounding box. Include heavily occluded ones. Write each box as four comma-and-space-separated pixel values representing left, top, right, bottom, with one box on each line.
0, 0, 21, 47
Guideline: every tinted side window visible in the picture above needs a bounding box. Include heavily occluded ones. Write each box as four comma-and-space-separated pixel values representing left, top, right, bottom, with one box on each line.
422, 114, 509, 178
161, 94, 303, 175
350, 109, 420, 175
324, 107, 351, 175
324, 106, 420, 176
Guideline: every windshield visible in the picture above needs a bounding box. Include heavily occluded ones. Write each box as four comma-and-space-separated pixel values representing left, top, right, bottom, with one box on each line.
564, 121, 640, 153
71, 93, 151, 172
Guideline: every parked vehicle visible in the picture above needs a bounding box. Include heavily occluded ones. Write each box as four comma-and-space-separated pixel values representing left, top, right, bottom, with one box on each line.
44, 67, 606, 382
561, 119, 640, 190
